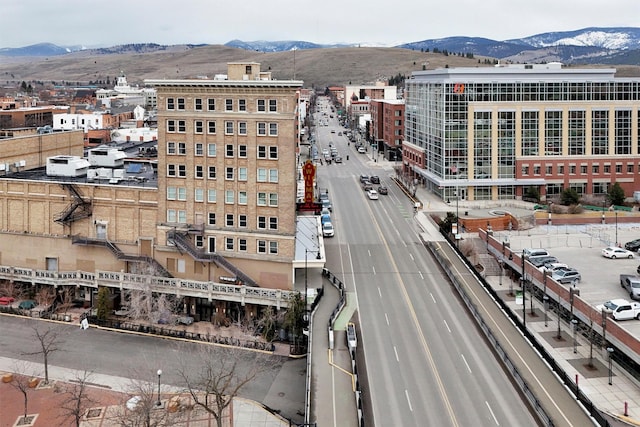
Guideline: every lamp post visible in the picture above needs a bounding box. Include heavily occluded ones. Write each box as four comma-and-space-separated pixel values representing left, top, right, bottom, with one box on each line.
607, 347, 614, 385
543, 270, 549, 327
156, 369, 162, 407
615, 210, 618, 246
602, 198, 606, 225
521, 249, 526, 328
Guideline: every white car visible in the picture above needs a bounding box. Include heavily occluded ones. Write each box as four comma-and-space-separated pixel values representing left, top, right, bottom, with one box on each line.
367, 189, 379, 200
602, 247, 635, 259
322, 222, 335, 237
597, 299, 631, 313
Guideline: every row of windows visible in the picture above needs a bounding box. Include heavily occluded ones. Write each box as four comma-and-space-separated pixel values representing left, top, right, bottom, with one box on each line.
167, 187, 279, 206
166, 211, 278, 230
167, 97, 278, 113
166, 120, 279, 136
167, 165, 279, 181
522, 162, 640, 176
194, 236, 279, 255
546, 182, 610, 196
167, 142, 278, 159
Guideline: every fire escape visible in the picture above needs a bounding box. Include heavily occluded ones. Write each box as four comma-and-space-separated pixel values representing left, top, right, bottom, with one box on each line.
54, 184, 93, 226
72, 236, 172, 278
167, 229, 258, 287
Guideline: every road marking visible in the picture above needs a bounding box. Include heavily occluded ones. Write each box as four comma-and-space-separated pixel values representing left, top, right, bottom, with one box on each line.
461, 353, 472, 373
372, 266, 376, 275
419, 271, 424, 280
394, 346, 399, 362
402, 240, 407, 247
443, 319, 451, 333
385, 313, 390, 326
378, 287, 382, 298
368, 249, 371, 257
485, 401, 499, 425
405, 390, 413, 412
409, 253, 414, 261
430, 293, 436, 304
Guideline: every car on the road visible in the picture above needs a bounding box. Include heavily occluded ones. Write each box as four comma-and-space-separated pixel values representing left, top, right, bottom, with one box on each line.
362, 182, 373, 192
321, 213, 332, 225
625, 239, 640, 252
602, 246, 635, 259
18, 300, 36, 310
367, 189, 379, 200
369, 175, 380, 184
357, 146, 366, 153
359, 174, 369, 183
331, 130, 335, 133
0, 296, 15, 305
321, 198, 332, 212
551, 269, 581, 285
334, 156, 342, 163
322, 222, 335, 237
338, 132, 342, 136
377, 186, 388, 195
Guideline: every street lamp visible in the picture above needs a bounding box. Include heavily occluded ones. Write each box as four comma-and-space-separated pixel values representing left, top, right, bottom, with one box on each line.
521, 249, 526, 328
607, 347, 614, 385
156, 369, 162, 407
602, 198, 606, 225
615, 210, 618, 246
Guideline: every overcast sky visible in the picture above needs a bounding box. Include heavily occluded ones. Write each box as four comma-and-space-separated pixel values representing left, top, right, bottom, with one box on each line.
4, 0, 640, 48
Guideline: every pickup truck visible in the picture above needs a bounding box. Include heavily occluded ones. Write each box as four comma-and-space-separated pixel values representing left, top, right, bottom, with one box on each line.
602, 300, 640, 321
620, 274, 640, 300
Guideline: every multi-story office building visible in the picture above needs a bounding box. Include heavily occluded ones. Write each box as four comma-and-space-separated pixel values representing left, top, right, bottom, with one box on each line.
370, 99, 404, 161
403, 63, 640, 202
0, 63, 306, 321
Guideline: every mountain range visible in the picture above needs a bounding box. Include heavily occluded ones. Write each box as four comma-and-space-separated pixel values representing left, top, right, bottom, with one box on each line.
4, 27, 640, 65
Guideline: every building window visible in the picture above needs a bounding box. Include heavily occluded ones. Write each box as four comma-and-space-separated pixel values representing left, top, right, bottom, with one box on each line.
269, 193, 278, 206
167, 141, 176, 154
238, 99, 246, 112
604, 164, 611, 174
257, 99, 266, 112
269, 169, 278, 182
615, 110, 632, 155
569, 165, 576, 175
257, 240, 266, 253
257, 146, 267, 158
167, 98, 175, 110
195, 120, 203, 134
208, 212, 216, 225
238, 122, 247, 135
269, 217, 278, 230
269, 99, 277, 112
195, 188, 204, 202
195, 235, 204, 248
257, 192, 267, 206
208, 166, 217, 179
226, 213, 234, 226
269, 146, 278, 159
225, 190, 234, 204
178, 142, 186, 155
225, 237, 234, 251
207, 121, 216, 134
545, 165, 552, 175
593, 164, 600, 174
581, 165, 588, 174
207, 189, 216, 203
226, 144, 234, 157
226, 167, 234, 180
628, 163, 634, 173
257, 216, 266, 229
269, 123, 278, 136
195, 98, 203, 111
194, 143, 203, 156
238, 191, 247, 204
238, 145, 247, 158
178, 120, 186, 132
195, 166, 205, 181
269, 241, 278, 254
167, 187, 176, 200
533, 166, 540, 175
208, 236, 216, 252
178, 165, 186, 177
207, 143, 217, 157
558, 165, 564, 175
544, 111, 562, 155
568, 110, 586, 155
257, 122, 267, 136
616, 164, 623, 174
521, 111, 539, 156
238, 238, 247, 251
238, 167, 247, 181
592, 110, 609, 155
167, 164, 176, 177
177, 187, 187, 201
257, 168, 267, 181
225, 99, 233, 111
167, 120, 176, 133
521, 165, 529, 175
177, 98, 185, 110
239, 215, 247, 227
225, 121, 234, 135
207, 98, 215, 111
593, 182, 608, 195
167, 209, 176, 222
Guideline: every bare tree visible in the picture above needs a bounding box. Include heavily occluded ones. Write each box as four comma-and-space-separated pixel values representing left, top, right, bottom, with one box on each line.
124, 288, 181, 324
22, 325, 64, 384
8, 361, 38, 423
56, 286, 75, 316
36, 286, 56, 309
58, 370, 97, 427
177, 345, 270, 427
109, 370, 176, 427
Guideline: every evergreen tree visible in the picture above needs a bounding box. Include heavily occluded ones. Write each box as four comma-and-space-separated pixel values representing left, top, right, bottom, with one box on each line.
608, 182, 625, 206
96, 287, 110, 320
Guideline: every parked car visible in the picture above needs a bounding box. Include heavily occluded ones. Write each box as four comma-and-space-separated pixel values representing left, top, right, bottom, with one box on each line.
359, 174, 369, 183
322, 222, 335, 237
321, 198, 332, 212
377, 186, 388, 195
602, 247, 635, 259
596, 300, 640, 321
321, 213, 332, 225
523, 248, 550, 258
625, 239, 640, 252
540, 262, 569, 273
367, 189, 379, 200
0, 296, 15, 305
621, 274, 640, 300
18, 300, 36, 310
552, 269, 581, 285
529, 256, 559, 268
597, 298, 630, 314
369, 175, 380, 184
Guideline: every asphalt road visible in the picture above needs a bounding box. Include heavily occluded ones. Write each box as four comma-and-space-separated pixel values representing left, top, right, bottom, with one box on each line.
0, 315, 306, 424
315, 109, 538, 426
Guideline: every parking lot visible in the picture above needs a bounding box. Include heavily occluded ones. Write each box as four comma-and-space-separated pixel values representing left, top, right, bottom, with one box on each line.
496, 222, 640, 335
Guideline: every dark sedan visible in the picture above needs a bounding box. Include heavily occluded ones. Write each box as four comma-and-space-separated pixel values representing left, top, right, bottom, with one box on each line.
377, 186, 388, 195
625, 239, 640, 252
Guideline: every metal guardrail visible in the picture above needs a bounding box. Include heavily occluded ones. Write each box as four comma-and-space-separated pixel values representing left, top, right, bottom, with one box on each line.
0, 265, 295, 308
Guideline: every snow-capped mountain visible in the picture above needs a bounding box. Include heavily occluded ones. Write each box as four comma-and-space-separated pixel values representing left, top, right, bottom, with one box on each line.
510, 27, 640, 50
224, 39, 354, 52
